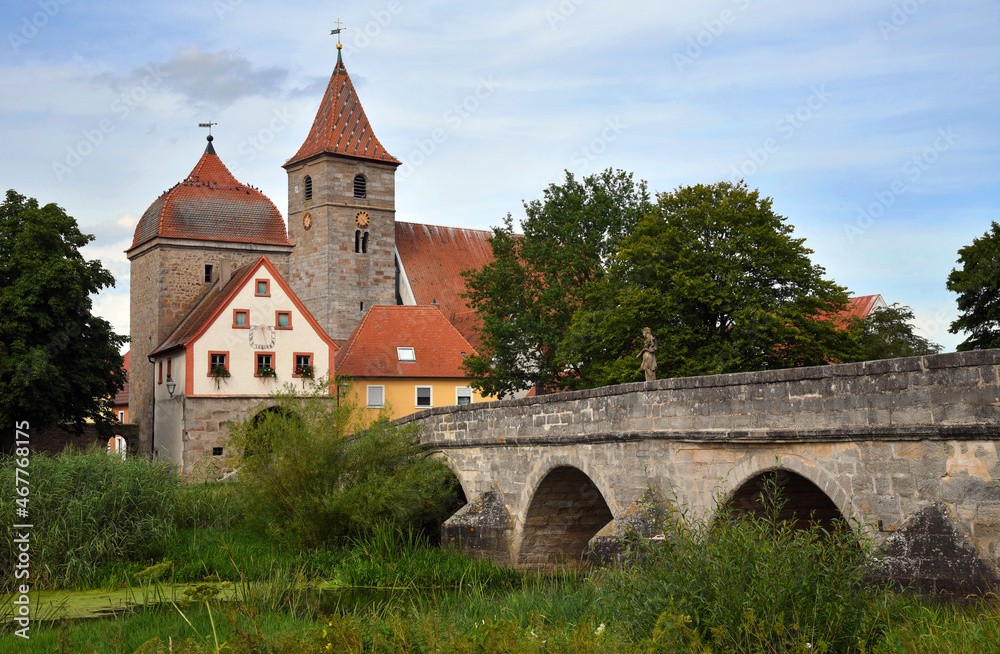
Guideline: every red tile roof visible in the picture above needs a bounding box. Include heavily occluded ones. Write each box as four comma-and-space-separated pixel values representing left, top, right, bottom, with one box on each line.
129, 140, 291, 252
283, 57, 400, 168
114, 350, 130, 406
336, 305, 476, 378
843, 295, 885, 320
394, 222, 496, 347
823, 294, 887, 329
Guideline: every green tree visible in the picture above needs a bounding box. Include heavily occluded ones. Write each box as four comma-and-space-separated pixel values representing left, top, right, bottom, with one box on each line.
461, 169, 652, 398
226, 385, 461, 548
561, 181, 855, 386
848, 303, 941, 361
0, 190, 127, 434
947, 221, 1000, 350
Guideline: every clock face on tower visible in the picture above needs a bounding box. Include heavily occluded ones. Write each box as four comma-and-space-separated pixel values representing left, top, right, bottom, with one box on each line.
302, 212, 312, 231
355, 211, 370, 228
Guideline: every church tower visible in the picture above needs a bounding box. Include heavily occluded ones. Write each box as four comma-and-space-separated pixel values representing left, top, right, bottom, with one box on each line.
284, 42, 401, 341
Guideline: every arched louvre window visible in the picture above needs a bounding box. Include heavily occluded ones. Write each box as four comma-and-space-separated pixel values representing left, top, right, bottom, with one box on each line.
304, 175, 313, 201
353, 174, 366, 199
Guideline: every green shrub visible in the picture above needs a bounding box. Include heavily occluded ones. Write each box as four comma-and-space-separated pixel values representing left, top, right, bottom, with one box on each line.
0, 447, 179, 589
601, 486, 899, 653
226, 387, 462, 549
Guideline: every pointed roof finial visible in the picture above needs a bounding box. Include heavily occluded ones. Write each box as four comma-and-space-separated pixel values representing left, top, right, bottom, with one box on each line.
198, 121, 218, 154
331, 19, 345, 64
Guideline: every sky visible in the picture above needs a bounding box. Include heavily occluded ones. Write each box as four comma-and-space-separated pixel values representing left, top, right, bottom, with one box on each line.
2, 0, 998, 353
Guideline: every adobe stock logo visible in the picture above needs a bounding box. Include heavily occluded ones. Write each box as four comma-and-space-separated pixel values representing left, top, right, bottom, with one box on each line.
730, 85, 832, 180
844, 127, 958, 242
8, 0, 71, 52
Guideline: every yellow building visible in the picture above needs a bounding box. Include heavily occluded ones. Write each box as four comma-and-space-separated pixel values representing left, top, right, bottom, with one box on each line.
336, 305, 490, 419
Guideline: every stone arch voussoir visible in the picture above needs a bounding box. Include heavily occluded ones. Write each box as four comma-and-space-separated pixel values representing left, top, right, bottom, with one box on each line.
719, 454, 865, 532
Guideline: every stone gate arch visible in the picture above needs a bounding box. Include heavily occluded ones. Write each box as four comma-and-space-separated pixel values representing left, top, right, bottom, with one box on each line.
513, 459, 616, 568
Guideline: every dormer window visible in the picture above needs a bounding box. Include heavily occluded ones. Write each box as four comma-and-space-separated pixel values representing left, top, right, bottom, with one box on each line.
397, 347, 415, 362
304, 175, 313, 201
353, 174, 366, 199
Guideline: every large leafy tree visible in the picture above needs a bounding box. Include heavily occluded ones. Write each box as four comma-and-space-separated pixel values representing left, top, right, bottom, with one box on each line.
947, 221, 1000, 350
0, 190, 127, 434
461, 169, 652, 398
847, 303, 941, 361
560, 181, 855, 386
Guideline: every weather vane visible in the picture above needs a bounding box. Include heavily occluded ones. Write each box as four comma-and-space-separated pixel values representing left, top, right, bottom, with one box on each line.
198, 121, 217, 137
331, 18, 345, 46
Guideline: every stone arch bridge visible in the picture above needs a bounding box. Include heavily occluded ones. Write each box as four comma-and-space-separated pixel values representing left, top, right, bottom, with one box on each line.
397, 350, 1000, 593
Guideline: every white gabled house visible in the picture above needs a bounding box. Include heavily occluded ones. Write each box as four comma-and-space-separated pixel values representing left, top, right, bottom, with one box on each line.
148, 255, 337, 473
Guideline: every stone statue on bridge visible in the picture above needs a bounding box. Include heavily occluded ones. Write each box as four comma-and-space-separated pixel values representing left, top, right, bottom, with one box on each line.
638, 327, 657, 382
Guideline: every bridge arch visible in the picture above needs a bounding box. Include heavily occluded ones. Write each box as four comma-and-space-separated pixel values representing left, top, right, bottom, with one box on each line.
513, 459, 616, 568
719, 455, 864, 532
433, 453, 473, 508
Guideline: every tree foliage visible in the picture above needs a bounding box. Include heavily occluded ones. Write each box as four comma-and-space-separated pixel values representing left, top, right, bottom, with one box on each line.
0, 190, 127, 433
560, 181, 855, 386
847, 303, 941, 361
947, 221, 1000, 350
226, 385, 462, 549
461, 169, 652, 397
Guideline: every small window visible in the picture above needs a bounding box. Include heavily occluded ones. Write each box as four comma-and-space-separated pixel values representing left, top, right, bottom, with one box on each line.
293, 353, 313, 378
457, 387, 473, 405
362, 231, 369, 254
360, 301, 364, 312
276, 311, 292, 329
158, 361, 163, 384
304, 175, 313, 201
212, 447, 224, 456
353, 174, 366, 198
118, 410, 125, 423
416, 386, 432, 408
255, 279, 270, 296
204, 264, 213, 283
209, 352, 229, 375
166, 357, 172, 380
355, 230, 361, 253
367, 385, 384, 408
397, 347, 415, 362
256, 352, 273, 372
233, 309, 249, 328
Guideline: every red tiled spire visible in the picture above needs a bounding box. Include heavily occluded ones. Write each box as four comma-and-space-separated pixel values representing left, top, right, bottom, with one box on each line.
129, 138, 291, 251
283, 57, 400, 168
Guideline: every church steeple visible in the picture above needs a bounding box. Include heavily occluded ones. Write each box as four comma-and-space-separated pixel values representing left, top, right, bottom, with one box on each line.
282, 46, 400, 170
284, 30, 400, 342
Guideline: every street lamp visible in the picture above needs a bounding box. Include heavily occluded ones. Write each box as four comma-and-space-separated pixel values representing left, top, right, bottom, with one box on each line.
165, 377, 176, 397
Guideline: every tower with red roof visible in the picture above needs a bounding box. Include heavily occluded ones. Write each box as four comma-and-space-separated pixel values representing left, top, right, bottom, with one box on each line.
283, 42, 401, 341
126, 135, 293, 456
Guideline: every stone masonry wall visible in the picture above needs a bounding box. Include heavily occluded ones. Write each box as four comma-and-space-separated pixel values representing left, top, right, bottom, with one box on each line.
286, 156, 397, 342
180, 395, 274, 476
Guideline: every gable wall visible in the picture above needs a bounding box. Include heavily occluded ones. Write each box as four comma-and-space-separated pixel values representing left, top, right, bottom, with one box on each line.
189, 265, 333, 396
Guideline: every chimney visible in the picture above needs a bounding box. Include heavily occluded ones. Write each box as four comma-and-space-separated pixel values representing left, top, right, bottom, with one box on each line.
219, 259, 232, 290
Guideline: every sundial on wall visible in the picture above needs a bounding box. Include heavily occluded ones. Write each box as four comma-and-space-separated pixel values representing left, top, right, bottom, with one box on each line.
249, 324, 276, 350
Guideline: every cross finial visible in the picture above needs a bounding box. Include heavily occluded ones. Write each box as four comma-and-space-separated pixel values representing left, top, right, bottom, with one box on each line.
331, 19, 345, 45
198, 121, 217, 137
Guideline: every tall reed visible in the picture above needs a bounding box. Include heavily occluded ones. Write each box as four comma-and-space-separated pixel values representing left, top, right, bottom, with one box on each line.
0, 447, 179, 589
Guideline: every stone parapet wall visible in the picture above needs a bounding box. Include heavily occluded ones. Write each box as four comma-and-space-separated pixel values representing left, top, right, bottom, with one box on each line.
401, 350, 1000, 447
